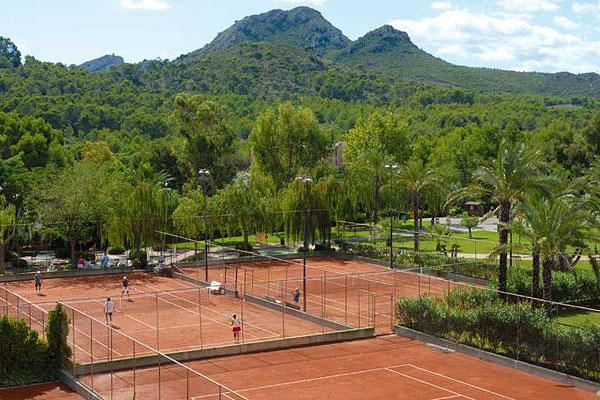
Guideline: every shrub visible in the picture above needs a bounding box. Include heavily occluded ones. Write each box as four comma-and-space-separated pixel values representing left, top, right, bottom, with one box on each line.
46, 303, 71, 370
0, 317, 51, 386
107, 246, 125, 255
396, 289, 600, 382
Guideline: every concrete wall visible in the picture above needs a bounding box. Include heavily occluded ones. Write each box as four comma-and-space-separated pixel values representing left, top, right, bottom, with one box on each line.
74, 327, 374, 375
58, 370, 102, 400
394, 325, 600, 394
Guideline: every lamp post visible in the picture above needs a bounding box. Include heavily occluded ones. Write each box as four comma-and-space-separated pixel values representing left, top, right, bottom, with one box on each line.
198, 169, 211, 282
384, 164, 398, 270
296, 175, 313, 312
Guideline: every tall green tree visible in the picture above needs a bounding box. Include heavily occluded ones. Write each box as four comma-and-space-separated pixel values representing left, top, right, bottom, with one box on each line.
466, 142, 543, 293
107, 178, 177, 264
0, 37, 21, 68
396, 158, 441, 252
249, 103, 329, 188
514, 196, 589, 301
0, 195, 16, 274
211, 171, 275, 251
344, 112, 409, 223
171, 94, 237, 188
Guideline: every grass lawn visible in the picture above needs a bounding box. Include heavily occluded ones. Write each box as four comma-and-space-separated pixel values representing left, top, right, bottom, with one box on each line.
555, 309, 600, 328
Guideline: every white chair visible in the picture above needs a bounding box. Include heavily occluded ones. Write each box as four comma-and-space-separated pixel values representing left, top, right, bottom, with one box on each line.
207, 281, 223, 295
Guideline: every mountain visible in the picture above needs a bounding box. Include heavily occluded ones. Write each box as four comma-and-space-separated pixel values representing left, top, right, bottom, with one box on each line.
180, 7, 350, 62
99, 7, 600, 99
81, 54, 124, 72
335, 25, 600, 97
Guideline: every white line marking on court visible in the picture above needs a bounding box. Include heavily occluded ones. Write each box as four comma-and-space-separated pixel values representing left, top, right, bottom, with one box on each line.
430, 395, 462, 400
190, 364, 412, 399
406, 364, 516, 400
134, 281, 279, 338
385, 368, 472, 400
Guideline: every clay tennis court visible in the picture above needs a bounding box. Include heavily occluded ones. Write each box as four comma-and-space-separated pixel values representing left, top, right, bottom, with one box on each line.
84, 336, 597, 400
3, 272, 338, 364
182, 257, 456, 333
0, 383, 81, 400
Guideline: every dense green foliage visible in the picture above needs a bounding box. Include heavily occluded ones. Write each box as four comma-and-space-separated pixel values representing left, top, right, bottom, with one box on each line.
396, 290, 600, 382
0, 317, 51, 386
46, 304, 72, 370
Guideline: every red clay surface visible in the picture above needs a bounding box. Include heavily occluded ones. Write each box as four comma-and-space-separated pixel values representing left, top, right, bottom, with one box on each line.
0, 383, 81, 400
84, 336, 597, 400
183, 257, 455, 333
3, 272, 335, 364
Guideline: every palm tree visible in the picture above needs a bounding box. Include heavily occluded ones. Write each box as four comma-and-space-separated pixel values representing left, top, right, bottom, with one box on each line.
514, 196, 589, 301
396, 158, 442, 252
466, 142, 543, 293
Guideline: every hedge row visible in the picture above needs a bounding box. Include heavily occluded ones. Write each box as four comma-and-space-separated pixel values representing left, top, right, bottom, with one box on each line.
507, 268, 600, 302
396, 289, 600, 382
0, 304, 71, 387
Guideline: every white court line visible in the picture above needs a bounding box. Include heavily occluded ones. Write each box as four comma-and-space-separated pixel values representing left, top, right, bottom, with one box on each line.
384, 368, 471, 400
190, 364, 412, 399
430, 395, 461, 400
134, 281, 279, 338
91, 298, 156, 330
406, 364, 516, 400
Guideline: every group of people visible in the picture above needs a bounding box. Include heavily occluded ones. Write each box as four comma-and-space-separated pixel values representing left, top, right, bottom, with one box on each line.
32, 271, 302, 342
103, 276, 130, 325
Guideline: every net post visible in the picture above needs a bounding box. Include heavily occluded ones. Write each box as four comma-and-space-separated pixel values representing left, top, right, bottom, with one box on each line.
357, 277, 361, 328
156, 292, 160, 351
72, 307, 76, 377
344, 275, 348, 325
133, 340, 136, 398
281, 280, 285, 339
110, 325, 114, 400
198, 287, 203, 349
158, 356, 162, 400
186, 367, 190, 400
90, 318, 94, 392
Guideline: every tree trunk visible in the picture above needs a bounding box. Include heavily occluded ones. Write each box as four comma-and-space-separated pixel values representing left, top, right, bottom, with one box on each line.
0, 241, 5, 274
497, 201, 510, 294
373, 174, 381, 224
468, 228, 472, 239
70, 233, 77, 263
532, 248, 540, 297
241, 215, 250, 251
413, 193, 420, 252
542, 257, 553, 302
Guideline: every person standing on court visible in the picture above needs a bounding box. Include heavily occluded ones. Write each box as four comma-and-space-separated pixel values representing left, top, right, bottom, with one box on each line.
34, 271, 42, 295
121, 276, 130, 301
231, 314, 242, 343
292, 288, 300, 307
104, 297, 114, 325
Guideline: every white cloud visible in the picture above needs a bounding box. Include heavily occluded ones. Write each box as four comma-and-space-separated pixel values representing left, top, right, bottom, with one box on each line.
275, 0, 328, 6
553, 15, 580, 30
572, 1, 599, 13
431, 1, 453, 10
390, 10, 600, 73
119, 0, 171, 11
496, 0, 561, 12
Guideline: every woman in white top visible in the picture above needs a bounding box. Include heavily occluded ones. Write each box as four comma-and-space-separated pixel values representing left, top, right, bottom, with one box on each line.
104, 297, 114, 325
231, 314, 242, 342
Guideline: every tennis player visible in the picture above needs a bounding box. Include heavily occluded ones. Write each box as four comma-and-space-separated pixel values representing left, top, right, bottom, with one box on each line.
121, 276, 130, 300
231, 314, 242, 342
104, 297, 114, 325
34, 271, 42, 295
292, 288, 300, 307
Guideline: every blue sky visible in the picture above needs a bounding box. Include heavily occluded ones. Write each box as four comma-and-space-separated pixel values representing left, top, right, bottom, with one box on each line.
1, 0, 598, 73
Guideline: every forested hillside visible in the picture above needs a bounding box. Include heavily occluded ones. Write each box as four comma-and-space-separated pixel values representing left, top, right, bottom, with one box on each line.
2, 6, 600, 280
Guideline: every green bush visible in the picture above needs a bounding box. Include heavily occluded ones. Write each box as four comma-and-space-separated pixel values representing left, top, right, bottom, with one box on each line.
107, 246, 125, 255
396, 289, 600, 382
506, 268, 600, 302
0, 317, 52, 386
46, 303, 71, 370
